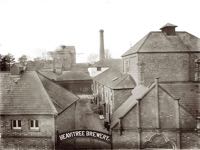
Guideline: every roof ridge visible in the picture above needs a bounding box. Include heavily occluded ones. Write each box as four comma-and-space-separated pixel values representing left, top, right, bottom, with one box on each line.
137, 32, 152, 53
37, 71, 79, 99
176, 34, 191, 50
35, 72, 58, 114
113, 73, 130, 88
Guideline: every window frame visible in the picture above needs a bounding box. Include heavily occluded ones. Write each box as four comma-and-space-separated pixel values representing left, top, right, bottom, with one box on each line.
30, 120, 39, 130
195, 59, 200, 81
12, 120, 22, 130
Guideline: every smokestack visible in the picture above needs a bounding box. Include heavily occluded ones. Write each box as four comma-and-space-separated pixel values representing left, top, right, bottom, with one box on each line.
99, 29, 105, 61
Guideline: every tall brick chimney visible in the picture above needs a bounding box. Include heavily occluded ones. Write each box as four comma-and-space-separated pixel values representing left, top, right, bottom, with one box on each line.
99, 29, 105, 61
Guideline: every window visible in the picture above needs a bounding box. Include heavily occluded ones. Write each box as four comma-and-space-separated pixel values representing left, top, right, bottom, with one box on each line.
30, 120, 39, 130
124, 60, 129, 73
195, 59, 200, 81
197, 119, 200, 129
97, 67, 101, 71
12, 120, 21, 130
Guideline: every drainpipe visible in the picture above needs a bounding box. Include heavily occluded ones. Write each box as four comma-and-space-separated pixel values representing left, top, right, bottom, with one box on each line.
119, 117, 123, 136
155, 77, 160, 129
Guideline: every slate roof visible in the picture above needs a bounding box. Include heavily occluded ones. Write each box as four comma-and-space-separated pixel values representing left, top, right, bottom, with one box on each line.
122, 31, 200, 57
57, 71, 92, 81
38, 72, 79, 114
94, 68, 136, 89
160, 82, 200, 116
0, 73, 15, 104
38, 70, 58, 80
0, 71, 57, 115
111, 84, 150, 128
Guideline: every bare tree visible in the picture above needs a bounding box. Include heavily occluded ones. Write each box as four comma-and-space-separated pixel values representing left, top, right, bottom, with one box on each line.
18, 55, 28, 66
105, 49, 112, 59
87, 53, 98, 63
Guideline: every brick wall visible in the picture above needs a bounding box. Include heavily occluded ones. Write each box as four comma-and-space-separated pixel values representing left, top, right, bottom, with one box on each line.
0, 114, 55, 149
57, 80, 92, 94
189, 53, 200, 81
181, 133, 200, 149
138, 53, 190, 85
123, 54, 139, 84
112, 130, 139, 149
140, 88, 158, 128
112, 83, 199, 149
56, 103, 76, 133
159, 87, 177, 128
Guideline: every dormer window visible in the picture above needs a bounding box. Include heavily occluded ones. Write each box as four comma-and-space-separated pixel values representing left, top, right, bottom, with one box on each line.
194, 59, 200, 81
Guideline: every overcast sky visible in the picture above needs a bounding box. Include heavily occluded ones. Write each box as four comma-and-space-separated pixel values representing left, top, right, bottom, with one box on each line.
0, 0, 200, 62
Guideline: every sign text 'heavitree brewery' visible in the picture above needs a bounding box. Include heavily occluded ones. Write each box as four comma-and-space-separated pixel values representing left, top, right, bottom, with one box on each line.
58, 130, 111, 143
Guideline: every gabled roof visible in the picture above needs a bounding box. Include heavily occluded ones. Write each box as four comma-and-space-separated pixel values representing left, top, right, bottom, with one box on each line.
0, 73, 15, 103
111, 81, 200, 128
38, 72, 79, 114
57, 71, 91, 81
0, 71, 57, 115
93, 68, 136, 89
111, 84, 151, 128
110, 73, 136, 89
122, 32, 200, 57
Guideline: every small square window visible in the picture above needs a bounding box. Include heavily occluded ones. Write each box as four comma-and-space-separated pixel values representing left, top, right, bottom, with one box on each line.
97, 67, 101, 71
12, 120, 22, 130
30, 120, 39, 130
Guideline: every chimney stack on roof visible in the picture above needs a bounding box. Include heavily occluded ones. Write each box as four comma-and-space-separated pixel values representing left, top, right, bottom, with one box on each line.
99, 29, 105, 61
160, 23, 177, 36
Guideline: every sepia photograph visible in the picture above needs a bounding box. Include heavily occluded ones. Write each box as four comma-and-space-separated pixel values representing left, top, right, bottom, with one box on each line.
0, 0, 200, 149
